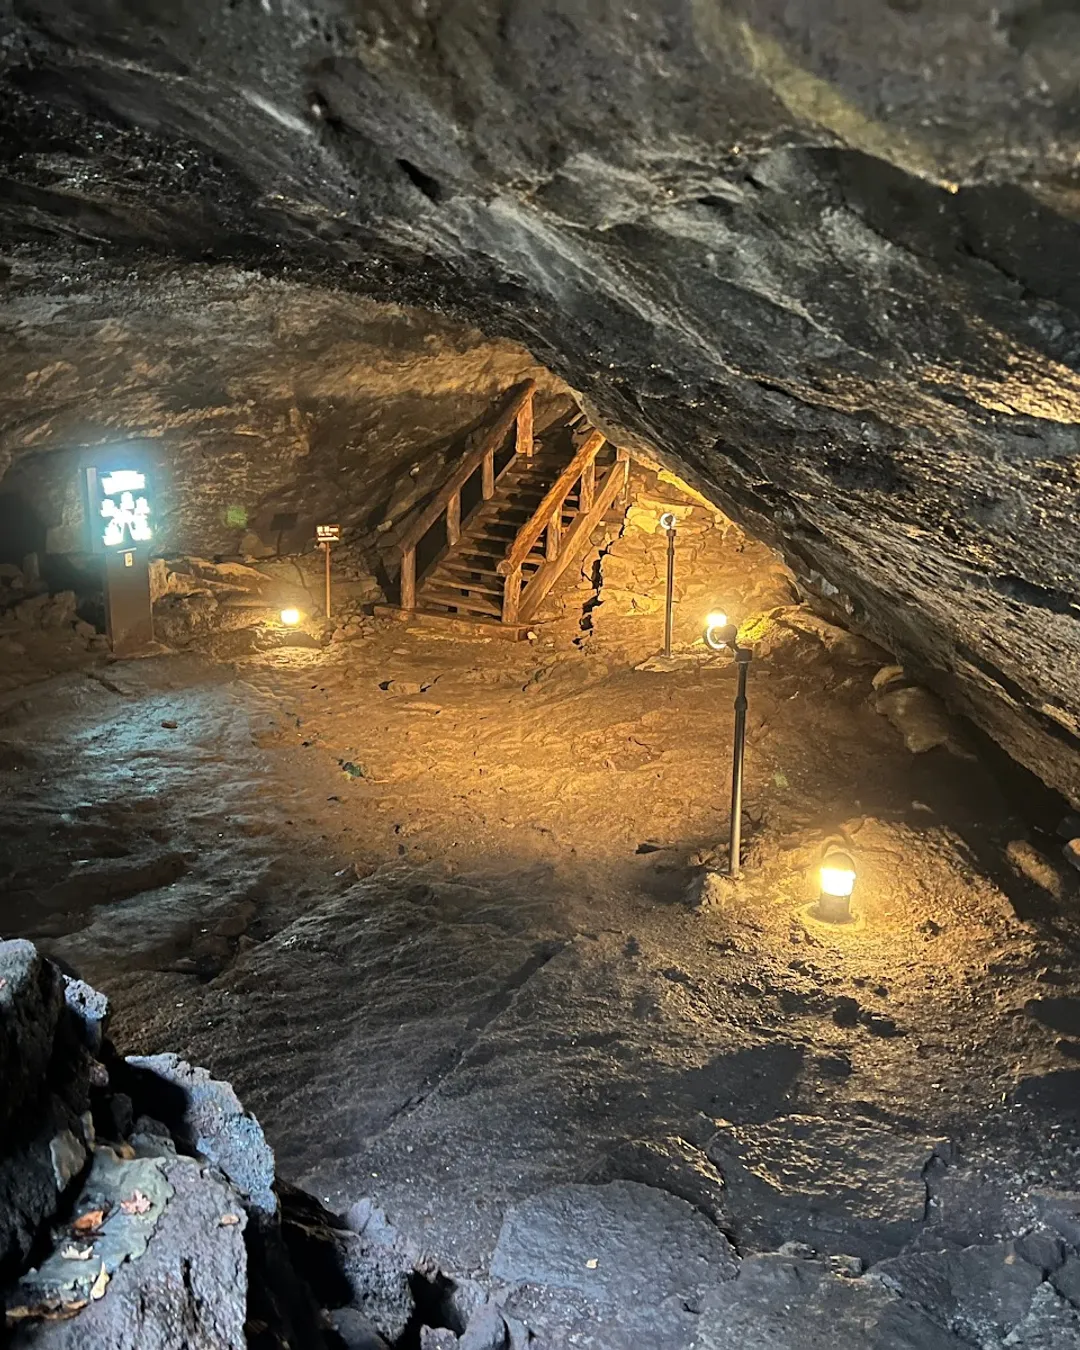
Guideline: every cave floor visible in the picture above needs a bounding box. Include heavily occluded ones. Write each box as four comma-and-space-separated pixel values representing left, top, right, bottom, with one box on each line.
4, 617, 1080, 1345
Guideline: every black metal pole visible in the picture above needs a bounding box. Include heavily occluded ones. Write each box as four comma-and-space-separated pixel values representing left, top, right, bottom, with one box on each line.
728, 648, 751, 877
663, 520, 676, 658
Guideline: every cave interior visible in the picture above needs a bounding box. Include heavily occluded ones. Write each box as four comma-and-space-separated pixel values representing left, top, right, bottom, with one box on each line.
4, 4, 1080, 1349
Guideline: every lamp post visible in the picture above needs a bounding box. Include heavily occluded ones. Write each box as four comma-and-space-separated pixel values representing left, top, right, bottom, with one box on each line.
660, 511, 677, 658
704, 613, 753, 878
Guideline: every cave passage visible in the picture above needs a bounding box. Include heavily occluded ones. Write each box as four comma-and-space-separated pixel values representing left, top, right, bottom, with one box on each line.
6, 0, 1080, 1342
4, 409, 1080, 1345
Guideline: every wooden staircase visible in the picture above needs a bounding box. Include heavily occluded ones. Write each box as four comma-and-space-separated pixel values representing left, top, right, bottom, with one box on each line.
393, 382, 629, 631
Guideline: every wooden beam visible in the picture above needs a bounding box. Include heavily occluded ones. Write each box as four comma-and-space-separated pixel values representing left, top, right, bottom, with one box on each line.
546, 513, 561, 561
580, 459, 595, 512
446, 490, 461, 546
401, 547, 416, 610
516, 392, 534, 457
502, 567, 522, 623
482, 447, 495, 498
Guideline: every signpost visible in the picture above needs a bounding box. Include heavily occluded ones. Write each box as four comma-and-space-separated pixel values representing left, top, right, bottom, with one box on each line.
316, 524, 340, 619
86, 466, 155, 655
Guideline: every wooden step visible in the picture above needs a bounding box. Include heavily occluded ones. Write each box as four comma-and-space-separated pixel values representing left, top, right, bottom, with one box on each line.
375, 605, 532, 641
421, 591, 503, 618
442, 554, 542, 574
427, 572, 503, 597
445, 555, 542, 575
482, 501, 579, 521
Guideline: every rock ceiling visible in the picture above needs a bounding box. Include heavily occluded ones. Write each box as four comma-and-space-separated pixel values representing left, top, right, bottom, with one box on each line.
1, 1, 1080, 803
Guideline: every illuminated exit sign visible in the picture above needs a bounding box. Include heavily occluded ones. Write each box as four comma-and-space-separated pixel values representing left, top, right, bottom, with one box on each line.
86, 466, 154, 553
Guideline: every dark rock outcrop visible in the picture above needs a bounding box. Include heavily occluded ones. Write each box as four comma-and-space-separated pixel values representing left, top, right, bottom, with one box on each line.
0, 939, 412, 1349
2, 3, 1080, 800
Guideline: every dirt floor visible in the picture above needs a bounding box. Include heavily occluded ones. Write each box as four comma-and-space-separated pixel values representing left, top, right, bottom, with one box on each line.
5, 608, 1080, 1347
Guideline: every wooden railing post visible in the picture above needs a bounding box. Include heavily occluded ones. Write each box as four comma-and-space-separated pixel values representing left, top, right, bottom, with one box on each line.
482, 446, 495, 499
580, 460, 595, 512
502, 567, 522, 623
516, 390, 534, 458
401, 547, 416, 610
546, 512, 561, 561
447, 490, 461, 546
617, 447, 630, 504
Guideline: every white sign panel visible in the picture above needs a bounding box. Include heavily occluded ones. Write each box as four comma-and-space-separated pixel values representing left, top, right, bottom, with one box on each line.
98, 469, 152, 548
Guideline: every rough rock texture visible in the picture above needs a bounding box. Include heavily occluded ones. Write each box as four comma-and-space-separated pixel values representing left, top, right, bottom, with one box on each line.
124, 1054, 278, 1215
3, 2, 1080, 799
704, 1116, 945, 1263
0, 941, 92, 1286
0, 939, 405, 1350
0, 273, 566, 565
490, 1180, 737, 1348
11, 1154, 250, 1350
539, 459, 798, 647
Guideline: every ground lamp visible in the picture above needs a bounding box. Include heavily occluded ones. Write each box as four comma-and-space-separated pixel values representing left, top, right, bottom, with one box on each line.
818, 848, 857, 923
703, 612, 753, 878
660, 511, 677, 658
85, 464, 155, 656
280, 607, 302, 627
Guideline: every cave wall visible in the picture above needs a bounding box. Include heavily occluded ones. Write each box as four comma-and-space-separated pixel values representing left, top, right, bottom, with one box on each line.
2, 2, 1080, 803
0, 264, 568, 566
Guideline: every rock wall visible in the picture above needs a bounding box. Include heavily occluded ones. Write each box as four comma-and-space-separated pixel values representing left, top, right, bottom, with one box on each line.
5, 1, 1080, 802
0, 265, 569, 569
591, 464, 798, 651
538, 462, 798, 654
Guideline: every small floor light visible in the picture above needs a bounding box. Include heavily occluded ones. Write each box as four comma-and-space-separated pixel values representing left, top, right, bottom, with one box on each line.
280, 607, 302, 627
818, 849, 857, 923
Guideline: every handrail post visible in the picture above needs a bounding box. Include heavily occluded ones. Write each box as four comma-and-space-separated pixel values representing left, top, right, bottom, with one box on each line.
447, 490, 461, 546
546, 510, 562, 561
580, 460, 595, 512
401, 547, 416, 611
503, 566, 522, 623
516, 390, 534, 458
617, 448, 630, 504
482, 447, 495, 498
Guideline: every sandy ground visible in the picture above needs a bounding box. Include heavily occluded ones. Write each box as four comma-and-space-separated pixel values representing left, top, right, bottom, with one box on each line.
4, 613, 1080, 1343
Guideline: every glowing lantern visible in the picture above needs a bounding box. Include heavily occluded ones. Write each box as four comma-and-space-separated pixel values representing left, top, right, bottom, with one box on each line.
704, 611, 732, 651
280, 607, 301, 627
818, 849, 857, 923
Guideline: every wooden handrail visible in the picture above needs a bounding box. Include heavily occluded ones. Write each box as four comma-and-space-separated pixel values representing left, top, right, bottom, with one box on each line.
497, 430, 605, 577
399, 380, 536, 554
515, 450, 629, 624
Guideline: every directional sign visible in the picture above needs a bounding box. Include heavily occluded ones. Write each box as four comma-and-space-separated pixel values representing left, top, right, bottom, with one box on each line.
87, 467, 153, 553
316, 524, 341, 543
